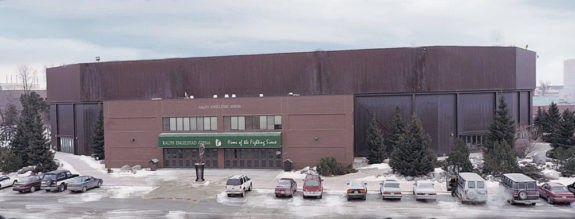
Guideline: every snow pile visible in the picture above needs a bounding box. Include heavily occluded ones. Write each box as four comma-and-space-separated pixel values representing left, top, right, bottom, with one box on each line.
107, 186, 156, 199
77, 155, 108, 174
357, 163, 391, 171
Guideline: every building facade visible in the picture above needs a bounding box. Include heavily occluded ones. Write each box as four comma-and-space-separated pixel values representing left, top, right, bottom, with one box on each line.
104, 95, 353, 169
46, 46, 536, 168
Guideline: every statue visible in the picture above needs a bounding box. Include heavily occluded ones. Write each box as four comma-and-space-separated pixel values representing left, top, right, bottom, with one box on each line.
198, 143, 205, 164
195, 143, 206, 182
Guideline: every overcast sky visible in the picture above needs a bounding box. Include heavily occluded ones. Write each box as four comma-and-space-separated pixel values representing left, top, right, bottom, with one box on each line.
1, 0, 574, 88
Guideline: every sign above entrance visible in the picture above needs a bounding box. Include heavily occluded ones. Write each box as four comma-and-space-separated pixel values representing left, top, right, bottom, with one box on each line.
158, 132, 281, 149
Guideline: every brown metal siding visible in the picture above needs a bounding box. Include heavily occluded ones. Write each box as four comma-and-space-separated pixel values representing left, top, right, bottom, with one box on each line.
48, 46, 534, 103
46, 65, 82, 102
458, 93, 494, 134
414, 94, 456, 155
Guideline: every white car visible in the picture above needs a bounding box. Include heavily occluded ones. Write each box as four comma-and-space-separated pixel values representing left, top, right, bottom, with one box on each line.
225, 175, 252, 197
380, 179, 402, 200
0, 175, 18, 189
413, 181, 437, 201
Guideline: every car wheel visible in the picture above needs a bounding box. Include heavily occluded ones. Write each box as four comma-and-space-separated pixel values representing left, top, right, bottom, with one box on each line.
227, 194, 231, 197
248, 184, 252, 191
46, 189, 50, 192
547, 197, 553, 204
241, 190, 245, 197
347, 197, 351, 201
518, 191, 527, 200
30, 186, 36, 193
12, 180, 16, 186
58, 184, 65, 192
319, 194, 322, 199
97, 181, 102, 188
363, 195, 367, 201
82, 186, 87, 193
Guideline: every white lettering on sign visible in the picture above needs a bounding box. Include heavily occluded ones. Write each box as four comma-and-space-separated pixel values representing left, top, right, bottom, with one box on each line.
198, 104, 242, 110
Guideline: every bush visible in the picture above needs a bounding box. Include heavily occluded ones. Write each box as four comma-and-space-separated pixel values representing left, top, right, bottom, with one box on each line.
316, 157, 356, 176
520, 163, 545, 181
560, 158, 575, 177
0, 149, 23, 173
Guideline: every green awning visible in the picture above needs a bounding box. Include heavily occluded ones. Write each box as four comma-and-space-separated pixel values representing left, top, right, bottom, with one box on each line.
158, 132, 282, 149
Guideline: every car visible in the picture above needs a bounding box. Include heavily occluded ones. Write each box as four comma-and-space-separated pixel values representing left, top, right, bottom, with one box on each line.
380, 179, 402, 200
12, 175, 42, 193
0, 175, 18, 189
225, 175, 252, 197
413, 181, 436, 201
67, 176, 103, 193
275, 178, 297, 198
538, 182, 575, 204
346, 179, 367, 201
568, 182, 575, 194
452, 172, 487, 204
302, 174, 323, 199
41, 170, 79, 192
500, 173, 539, 206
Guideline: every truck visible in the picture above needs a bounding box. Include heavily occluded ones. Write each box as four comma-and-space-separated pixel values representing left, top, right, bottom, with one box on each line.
40, 170, 79, 192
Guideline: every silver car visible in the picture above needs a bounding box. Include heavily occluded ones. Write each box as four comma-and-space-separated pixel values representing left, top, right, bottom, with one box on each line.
380, 179, 402, 200
346, 180, 367, 201
67, 176, 103, 193
413, 181, 436, 201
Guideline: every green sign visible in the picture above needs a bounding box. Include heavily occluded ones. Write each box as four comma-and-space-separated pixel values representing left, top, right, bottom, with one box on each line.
158, 132, 282, 149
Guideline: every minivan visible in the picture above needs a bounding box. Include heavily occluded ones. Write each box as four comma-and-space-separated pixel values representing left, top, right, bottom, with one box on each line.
500, 173, 539, 205
303, 174, 323, 199
453, 172, 487, 204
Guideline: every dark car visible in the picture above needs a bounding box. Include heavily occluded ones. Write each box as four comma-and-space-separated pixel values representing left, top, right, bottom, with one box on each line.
539, 182, 575, 204
500, 173, 539, 206
12, 175, 42, 193
568, 182, 575, 194
275, 178, 297, 198
67, 176, 103, 193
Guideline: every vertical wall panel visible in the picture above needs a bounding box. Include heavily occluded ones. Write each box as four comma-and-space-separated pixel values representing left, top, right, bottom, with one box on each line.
458, 93, 494, 133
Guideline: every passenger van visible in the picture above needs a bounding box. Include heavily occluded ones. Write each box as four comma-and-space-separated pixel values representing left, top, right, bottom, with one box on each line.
453, 172, 487, 204
500, 173, 539, 205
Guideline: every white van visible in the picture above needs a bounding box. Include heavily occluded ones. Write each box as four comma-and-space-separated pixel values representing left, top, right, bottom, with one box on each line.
454, 172, 487, 204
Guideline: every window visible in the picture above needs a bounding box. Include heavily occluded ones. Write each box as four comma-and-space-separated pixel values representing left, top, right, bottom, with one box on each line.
224, 115, 282, 131
162, 116, 218, 131
468, 181, 475, 189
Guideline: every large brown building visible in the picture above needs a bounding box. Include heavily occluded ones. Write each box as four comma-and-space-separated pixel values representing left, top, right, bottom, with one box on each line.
47, 46, 536, 169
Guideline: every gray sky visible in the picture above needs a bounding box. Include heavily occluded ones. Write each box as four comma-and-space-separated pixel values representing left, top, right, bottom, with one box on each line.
1, 0, 574, 88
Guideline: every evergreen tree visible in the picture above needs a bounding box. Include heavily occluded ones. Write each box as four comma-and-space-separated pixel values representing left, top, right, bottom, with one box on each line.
384, 107, 405, 159
390, 114, 436, 176
10, 91, 56, 172
91, 109, 105, 160
483, 140, 519, 176
0, 103, 19, 142
543, 102, 561, 142
445, 139, 473, 174
485, 97, 515, 151
533, 106, 545, 137
548, 109, 575, 159
0, 149, 23, 173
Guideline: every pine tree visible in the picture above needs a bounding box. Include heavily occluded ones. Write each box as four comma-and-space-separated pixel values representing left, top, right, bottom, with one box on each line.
483, 140, 519, 176
0, 103, 19, 142
445, 139, 473, 174
92, 109, 105, 160
533, 106, 545, 137
384, 107, 405, 159
390, 114, 436, 176
543, 102, 561, 142
11, 91, 56, 172
549, 109, 575, 158
485, 96, 515, 151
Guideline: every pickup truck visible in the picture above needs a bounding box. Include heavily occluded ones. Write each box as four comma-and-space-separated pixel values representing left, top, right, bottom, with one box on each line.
40, 170, 79, 192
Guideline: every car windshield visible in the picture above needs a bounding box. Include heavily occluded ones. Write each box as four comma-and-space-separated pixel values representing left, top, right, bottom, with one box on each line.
349, 181, 364, 188
21, 177, 37, 183
42, 174, 56, 180
226, 179, 241, 185
278, 180, 291, 187
551, 186, 567, 192
418, 183, 433, 189
476, 181, 485, 189
304, 180, 319, 187
385, 183, 400, 188
69, 177, 87, 183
